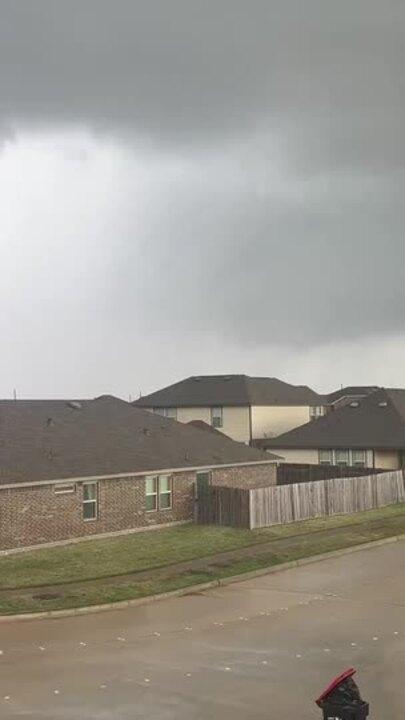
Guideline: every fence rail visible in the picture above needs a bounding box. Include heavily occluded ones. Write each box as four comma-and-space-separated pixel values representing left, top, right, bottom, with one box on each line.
249, 470, 405, 529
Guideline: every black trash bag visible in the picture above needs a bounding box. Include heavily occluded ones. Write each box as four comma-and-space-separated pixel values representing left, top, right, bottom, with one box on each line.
323, 675, 362, 708
316, 669, 369, 720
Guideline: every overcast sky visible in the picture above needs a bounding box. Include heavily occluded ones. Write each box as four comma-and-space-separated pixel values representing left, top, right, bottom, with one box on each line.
1, 1, 404, 399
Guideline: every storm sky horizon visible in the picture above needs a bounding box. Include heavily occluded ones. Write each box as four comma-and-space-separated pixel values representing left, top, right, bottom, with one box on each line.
1, 1, 404, 399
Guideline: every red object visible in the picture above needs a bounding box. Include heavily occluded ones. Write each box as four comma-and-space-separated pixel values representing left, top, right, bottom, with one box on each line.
315, 668, 356, 707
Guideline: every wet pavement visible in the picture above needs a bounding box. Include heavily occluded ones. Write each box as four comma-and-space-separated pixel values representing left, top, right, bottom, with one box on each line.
1, 540, 405, 719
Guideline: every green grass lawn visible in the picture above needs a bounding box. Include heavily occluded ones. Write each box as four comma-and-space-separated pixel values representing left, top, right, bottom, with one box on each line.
1, 503, 405, 593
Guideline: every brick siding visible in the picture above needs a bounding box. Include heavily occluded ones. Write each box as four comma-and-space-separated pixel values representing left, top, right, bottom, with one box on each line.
211, 463, 276, 488
0, 462, 275, 551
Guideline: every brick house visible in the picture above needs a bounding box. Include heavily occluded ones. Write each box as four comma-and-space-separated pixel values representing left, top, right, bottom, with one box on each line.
0, 395, 278, 552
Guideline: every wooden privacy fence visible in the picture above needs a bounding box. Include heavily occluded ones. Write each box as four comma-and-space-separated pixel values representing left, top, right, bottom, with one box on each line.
197, 485, 250, 527
276, 462, 384, 486
249, 470, 405, 529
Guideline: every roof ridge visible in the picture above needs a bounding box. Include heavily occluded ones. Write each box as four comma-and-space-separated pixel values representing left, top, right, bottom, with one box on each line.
381, 388, 405, 422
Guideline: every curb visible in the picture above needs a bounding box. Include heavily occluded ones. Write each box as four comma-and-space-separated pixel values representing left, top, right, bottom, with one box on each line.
1, 532, 404, 623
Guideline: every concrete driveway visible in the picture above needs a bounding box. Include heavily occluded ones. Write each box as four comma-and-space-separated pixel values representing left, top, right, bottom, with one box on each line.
1, 540, 405, 719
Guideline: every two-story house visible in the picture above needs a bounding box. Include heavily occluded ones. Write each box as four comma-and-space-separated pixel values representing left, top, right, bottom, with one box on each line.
134, 375, 327, 444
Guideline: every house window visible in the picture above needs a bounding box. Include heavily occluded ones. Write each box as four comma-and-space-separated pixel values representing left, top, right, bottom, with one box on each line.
159, 475, 172, 509
211, 407, 223, 428
319, 449, 333, 465
335, 449, 350, 466
83, 483, 98, 520
352, 449, 366, 467
145, 475, 172, 511
146, 475, 158, 511
153, 407, 177, 420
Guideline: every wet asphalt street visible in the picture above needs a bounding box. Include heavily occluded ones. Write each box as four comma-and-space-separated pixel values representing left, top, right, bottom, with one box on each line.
1, 540, 405, 719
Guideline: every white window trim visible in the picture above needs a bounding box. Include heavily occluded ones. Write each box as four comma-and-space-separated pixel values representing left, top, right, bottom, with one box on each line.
335, 449, 350, 466
153, 407, 177, 419
83, 482, 98, 521
145, 475, 172, 512
351, 449, 367, 467
318, 449, 368, 468
158, 475, 172, 510
211, 406, 223, 428
319, 449, 333, 465
145, 475, 158, 512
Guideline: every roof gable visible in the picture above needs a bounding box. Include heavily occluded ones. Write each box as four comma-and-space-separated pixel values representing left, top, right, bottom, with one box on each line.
263, 388, 405, 450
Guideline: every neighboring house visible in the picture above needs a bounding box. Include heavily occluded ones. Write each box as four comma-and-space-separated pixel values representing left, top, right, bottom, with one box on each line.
325, 386, 379, 409
133, 375, 326, 443
0, 395, 278, 552
260, 388, 405, 471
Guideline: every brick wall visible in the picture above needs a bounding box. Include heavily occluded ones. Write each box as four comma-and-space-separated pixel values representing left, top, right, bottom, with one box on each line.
0, 462, 275, 551
211, 463, 276, 488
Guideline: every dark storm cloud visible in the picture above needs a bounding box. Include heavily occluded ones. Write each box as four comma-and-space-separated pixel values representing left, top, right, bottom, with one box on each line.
1, 0, 405, 351
113, 180, 405, 346
1, 0, 404, 161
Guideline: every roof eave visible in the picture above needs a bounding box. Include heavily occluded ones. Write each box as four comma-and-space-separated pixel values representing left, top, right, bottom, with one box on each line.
0, 458, 279, 490
265, 442, 405, 450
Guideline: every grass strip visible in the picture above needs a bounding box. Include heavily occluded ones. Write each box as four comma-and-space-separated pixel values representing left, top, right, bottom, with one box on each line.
0, 503, 404, 614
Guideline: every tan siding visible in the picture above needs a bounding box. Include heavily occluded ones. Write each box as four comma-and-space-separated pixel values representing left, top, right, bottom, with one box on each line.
374, 449, 401, 470
176, 407, 211, 424
251, 406, 312, 439
268, 448, 319, 464
366, 449, 374, 467
176, 406, 250, 443
221, 406, 250, 443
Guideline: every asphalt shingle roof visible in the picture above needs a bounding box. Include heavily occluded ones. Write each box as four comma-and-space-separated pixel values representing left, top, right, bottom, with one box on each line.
0, 396, 277, 485
326, 386, 380, 404
134, 375, 323, 408
262, 388, 405, 451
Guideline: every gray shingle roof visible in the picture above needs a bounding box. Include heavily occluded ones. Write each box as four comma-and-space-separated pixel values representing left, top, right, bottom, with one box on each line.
134, 375, 323, 408
326, 386, 379, 404
0, 396, 276, 485
262, 388, 405, 451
